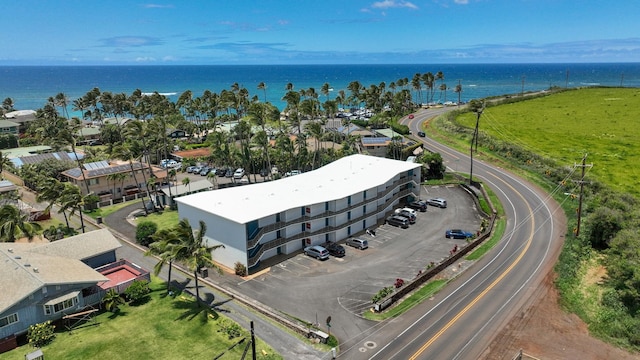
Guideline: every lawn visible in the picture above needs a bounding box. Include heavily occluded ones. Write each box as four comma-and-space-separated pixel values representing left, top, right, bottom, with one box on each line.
455, 88, 640, 197
0, 278, 281, 360
132, 208, 180, 231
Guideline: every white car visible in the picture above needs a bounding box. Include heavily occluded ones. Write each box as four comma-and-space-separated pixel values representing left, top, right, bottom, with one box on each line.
394, 207, 417, 217
285, 169, 301, 177
233, 168, 245, 179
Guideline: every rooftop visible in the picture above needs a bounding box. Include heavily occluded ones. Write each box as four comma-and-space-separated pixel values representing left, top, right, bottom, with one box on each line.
176, 154, 421, 224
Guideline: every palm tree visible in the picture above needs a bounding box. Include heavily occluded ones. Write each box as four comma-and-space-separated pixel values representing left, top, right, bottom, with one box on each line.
58, 183, 86, 233
172, 219, 225, 307
454, 81, 463, 106
257, 82, 267, 103
102, 288, 125, 312
111, 143, 148, 215
146, 228, 181, 290
0, 204, 42, 242
36, 179, 70, 229
182, 177, 191, 194
0, 151, 12, 179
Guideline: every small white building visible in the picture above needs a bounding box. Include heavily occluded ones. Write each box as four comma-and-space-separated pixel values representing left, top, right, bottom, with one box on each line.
176, 154, 422, 274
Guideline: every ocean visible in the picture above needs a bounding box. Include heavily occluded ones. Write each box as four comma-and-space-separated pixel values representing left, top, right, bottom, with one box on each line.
1, 63, 639, 113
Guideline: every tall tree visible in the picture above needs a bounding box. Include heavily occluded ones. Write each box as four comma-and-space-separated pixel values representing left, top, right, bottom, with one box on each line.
0, 204, 42, 242
172, 219, 225, 307
146, 228, 181, 290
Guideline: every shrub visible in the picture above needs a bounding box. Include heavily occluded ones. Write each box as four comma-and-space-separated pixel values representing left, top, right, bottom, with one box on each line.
217, 318, 244, 339
102, 288, 125, 313
326, 334, 338, 347
234, 262, 247, 277
124, 279, 151, 304
136, 220, 158, 246
27, 321, 56, 348
371, 286, 394, 303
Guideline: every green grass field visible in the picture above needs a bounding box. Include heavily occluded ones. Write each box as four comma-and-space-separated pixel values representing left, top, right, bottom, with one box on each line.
0, 278, 280, 360
455, 88, 640, 197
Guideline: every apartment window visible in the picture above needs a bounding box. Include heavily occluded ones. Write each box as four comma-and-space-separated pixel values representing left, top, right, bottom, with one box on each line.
364, 190, 367, 200
0, 313, 18, 328
347, 196, 351, 205
44, 295, 78, 315
347, 211, 351, 220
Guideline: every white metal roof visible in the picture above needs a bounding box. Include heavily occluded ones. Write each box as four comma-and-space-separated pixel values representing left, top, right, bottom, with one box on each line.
176, 154, 421, 224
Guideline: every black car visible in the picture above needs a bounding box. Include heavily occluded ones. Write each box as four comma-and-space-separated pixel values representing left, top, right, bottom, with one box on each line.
260, 168, 269, 177
417, 131, 426, 137
325, 242, 345, 257
407, 200, 427, 212
216, 168, 226, 176
225, 169, 233, 178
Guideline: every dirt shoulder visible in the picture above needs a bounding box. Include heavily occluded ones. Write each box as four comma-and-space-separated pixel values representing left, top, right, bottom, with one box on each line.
481, 271, 639, 360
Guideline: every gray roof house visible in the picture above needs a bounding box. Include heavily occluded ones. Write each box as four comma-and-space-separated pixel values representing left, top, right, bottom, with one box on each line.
0, 229, 129, 351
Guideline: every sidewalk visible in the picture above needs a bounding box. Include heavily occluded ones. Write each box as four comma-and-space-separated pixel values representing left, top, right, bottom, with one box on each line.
19, 186, 325, 360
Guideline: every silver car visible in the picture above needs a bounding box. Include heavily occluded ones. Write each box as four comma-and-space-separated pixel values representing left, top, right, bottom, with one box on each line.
345, 238, 368, 250
304, 245, 329, 260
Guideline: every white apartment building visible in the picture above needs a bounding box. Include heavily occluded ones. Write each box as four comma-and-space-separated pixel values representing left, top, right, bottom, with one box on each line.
176, 154, 422, 274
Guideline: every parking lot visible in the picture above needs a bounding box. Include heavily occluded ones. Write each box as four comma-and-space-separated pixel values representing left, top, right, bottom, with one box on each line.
219, 184, 484, 342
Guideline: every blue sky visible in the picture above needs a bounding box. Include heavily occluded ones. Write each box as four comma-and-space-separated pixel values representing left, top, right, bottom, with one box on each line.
1, 0, 639, 65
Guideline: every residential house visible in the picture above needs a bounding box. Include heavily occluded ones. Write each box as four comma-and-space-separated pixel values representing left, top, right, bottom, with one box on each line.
0, 120, 19, 137
61, 160, 166, 202
2, 110, 36, 134
0, 229, 145, 352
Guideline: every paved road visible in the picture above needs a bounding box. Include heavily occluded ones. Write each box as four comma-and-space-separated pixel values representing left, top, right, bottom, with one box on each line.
346, 107, 566, 359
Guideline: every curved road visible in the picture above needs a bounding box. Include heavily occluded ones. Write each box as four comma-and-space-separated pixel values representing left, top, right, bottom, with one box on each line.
342, 108, 566, 359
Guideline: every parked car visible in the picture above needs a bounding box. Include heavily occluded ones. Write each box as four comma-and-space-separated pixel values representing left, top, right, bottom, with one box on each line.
394, 207, 417, 217
233, 168, 245, 179
417, 131, 426, 137
396, 210, 416, 224
445, 229, 473, 239
325, 242, 345, 257
260, 168, 269, 177
386, 215, 409, 229
199, 167, 210, 176
186, 166, 197, 173
345, 237, 368, 250
192, 165, 203, 174
285, 169, 301, 177
303, 245, 330, 260
216, 168, 227, 176
225, 169, 234, 178
426, 198, 447, 208
407, 200, 428, 212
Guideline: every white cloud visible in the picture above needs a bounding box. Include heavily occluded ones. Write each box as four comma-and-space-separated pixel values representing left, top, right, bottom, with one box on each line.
454, 0, 469, 4
371, 0, 418, 10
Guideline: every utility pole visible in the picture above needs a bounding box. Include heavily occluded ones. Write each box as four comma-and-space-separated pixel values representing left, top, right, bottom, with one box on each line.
573, 154, 592, 237
469, 100, 484, 186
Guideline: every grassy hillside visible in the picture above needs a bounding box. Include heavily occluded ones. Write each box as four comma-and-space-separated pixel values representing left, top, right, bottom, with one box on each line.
456, 88, 640, 197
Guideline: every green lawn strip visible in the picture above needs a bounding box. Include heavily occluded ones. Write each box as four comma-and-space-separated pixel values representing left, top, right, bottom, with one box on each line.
363, 280, 447, 321
466, 219, 506, 261
0, 277, 281, 360
84, 201, 138, 220
132, 209, 180, 231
